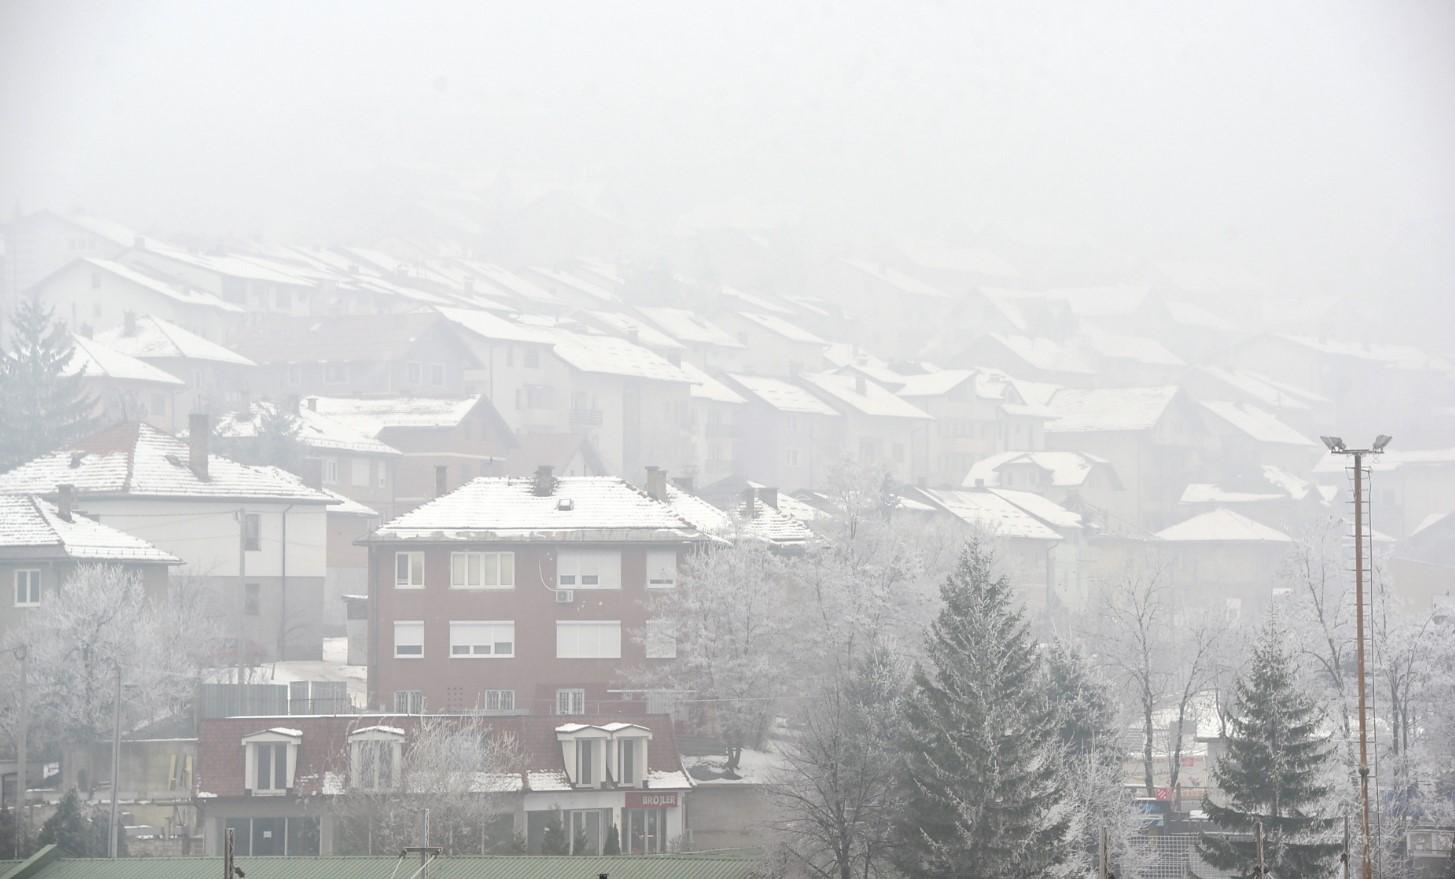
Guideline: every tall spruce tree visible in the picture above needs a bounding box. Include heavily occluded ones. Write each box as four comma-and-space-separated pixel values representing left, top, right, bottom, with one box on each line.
0, 299, 96, 471
894, 541, 1070, 879
1199, 618, 1342, 879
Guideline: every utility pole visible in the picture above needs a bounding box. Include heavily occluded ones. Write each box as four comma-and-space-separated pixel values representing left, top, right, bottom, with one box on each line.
108, 662, 123, 858
13, 645, 26, 859
224, 827, 235, 879
1255, 819, 1266, 878
1322, 433, 1391, 879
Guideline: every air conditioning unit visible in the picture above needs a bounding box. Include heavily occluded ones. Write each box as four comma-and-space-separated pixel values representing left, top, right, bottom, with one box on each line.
555, 589, 575, 604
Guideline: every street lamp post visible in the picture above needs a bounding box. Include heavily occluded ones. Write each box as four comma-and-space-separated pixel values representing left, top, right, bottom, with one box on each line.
1321, 434, 1391, 879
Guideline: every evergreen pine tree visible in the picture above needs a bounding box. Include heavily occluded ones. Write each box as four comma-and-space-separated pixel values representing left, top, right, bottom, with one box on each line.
1199, 618, 1342, 879
1043, 640, 1117, 762
37, 790, 94, 856
893, 541, 1070, 879
603, 823, 621, 855
540, 809, 568, 854
0, 299, 96, 471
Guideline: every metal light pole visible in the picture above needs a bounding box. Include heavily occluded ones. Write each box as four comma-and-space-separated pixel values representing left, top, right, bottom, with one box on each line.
1321, 433, 1391, 879
108, 662, 123, 858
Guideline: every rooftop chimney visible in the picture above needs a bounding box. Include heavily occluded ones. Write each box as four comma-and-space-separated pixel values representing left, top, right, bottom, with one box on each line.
56, 483, 75, 521
533, 465, 556, 497
742, 487, 758, 518
854, 374, 867, 395
759, 486, 779, 509
306, 397, 317, 412
435, 465, 449, 498
300, 458, 323, 490
188, 412, 210, 479
645, 466, 668, 502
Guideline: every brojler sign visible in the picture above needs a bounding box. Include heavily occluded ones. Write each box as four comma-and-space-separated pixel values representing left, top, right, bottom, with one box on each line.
625, 791, 679, 809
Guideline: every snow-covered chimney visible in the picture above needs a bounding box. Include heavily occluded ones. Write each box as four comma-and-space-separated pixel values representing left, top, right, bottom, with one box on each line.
645, 466, 668, 502
435, 465, 449, 498
188, 413, 210, 479
759, 486, 779, 509
56, 483, 75, 521
533, 465, 556, 497
306, 397, 318, 412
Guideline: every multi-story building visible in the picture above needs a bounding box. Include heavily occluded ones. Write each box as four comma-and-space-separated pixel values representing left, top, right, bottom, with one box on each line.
24, 257, 244, 342
724, 373, 843, 490
361, 469, 710, 716
96, 313, 257, 432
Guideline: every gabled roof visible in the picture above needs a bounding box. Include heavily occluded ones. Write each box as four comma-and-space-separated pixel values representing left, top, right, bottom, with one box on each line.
988, 488, 1084, 529
435, 306, 554, 345
841, 259, 950, 299
212, 402, 402, 456
369, 476, 707, 542
233, 312, 474, 364
1163, 299, 1236, 332
798, 372, 932, 420
1198, 400, 1312, 446
963, 451, 1113, 489
95, 316, 255, 366
0, 494, 180, 563
1044, 386, 1182, 433
499, 433, 606, 477
916, 488, 1062, 540
637, 307, 745, 350
0, 423, 336, 503
679, 362, 746, 405
131, 244, 315, 286
533, 328, 692, 383
1045, 284, 1151, 318
584, 310, 685, 351
1190, 366, 1326, 412
720, 284, 795, 315
1080, 329, 1185, 367
57, 259, 243, 313
66, 336, 185, 386
725, 374, 839, 416
529, 267, 621, 304
894, 369, 974, 398
734, 312, 827, 345
664, 485, 815, 549
986, 333, 1097, 376
1155, 509, 1292, 543
1275, 334, 1455, 373
306, 396, 491, 436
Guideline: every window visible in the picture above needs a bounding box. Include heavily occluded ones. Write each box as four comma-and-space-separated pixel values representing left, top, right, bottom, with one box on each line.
645, 550, 677, 588
785, 448, 801, 465
350, 732, 402, 791
576, 740, 595, 785
450, 551, 515, 589
244, 514, 261, 551
556, 550, 620, 589
13, 570, 41, 607
394, 552, 425, 588
624, 808, 666, 854
556, 621, 621, 659
645, 620, 677, 659
556, 688, 586, 715
225, 817, 318, 856
244, 583, 260, 616
406, 361, 422, 384
449, 621, 515, 658
393, 690, 424, 713
484, 689, 515, 711
429, 363, 445, 387
393, 621, 424, 658
375, 462, 387, 488
347, 458, 368, 487
253, 742, 289, 792
323, 362, 349, 384
617, 737, 648, 786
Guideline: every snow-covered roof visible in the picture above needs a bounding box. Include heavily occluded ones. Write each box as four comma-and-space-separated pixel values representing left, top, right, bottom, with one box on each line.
638, 307, 745, 349
1314, 446, 1455, 474
664, 485, 815, 548
1191, 366, 1326, 412
305, 396, 484, 435
678, 361, 746, 405
1198, 400, 1312, 446
0, 494, 181, 563
1155, 509, 1292, 543
917, 488, 1063, 540
212, 402, 402, 456
1044, 386, 1181, 433
735, 311, 827, 345
0, 422, 337, 503
898, 243, 1020, 279
585, 310, 684, 350
65, 213, 140, 247
535, 327, 693, 383
456, 262, 561, 305
371, 476, 707, 542
842, 258, 951, 299
435, 306, 554, 345
963, 451, 1111, 489
95, 316, 255, 366
1276, 334, 1455, 373
66, 335, 185, 386
530, 267, 621, 304
727, 374, 840, 416
138, 244, 315, 286
988, 488, 1084, 529
1163, 299, 1236, 332
1080, 329, 1185, 367
894, 369, 974, 398
720, 285, 795, 315
318, 488, 379, 518
798, 372, 932, 420
1045, 284, 1151, 318
75, 259, 245, 313
986, 333, 1096, 375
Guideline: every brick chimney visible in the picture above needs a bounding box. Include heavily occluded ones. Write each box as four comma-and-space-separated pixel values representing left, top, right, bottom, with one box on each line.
306, 397, 317, 412
645, 466, 668, 502
533, 465, 556, 497
56, 483, 75, 521
435, 465, 449, 498
188, 412, 210, 479
759, 486, 779, 509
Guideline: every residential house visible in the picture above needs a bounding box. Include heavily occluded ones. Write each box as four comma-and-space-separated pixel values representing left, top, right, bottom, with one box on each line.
68, 334, 185, 430
1313, 446, 1455, 539
0, 491, 180, 644
1181, 366, 1328, 436
0, 211, 138, 311
528, 266, 623, 309
96, 314, 257, 432
193, 712, 694, 856
361, 470, 710, 715
963, 451, 1126, 531
0, 417, 337, 661
1388, 512, 1455, 610
896, 368, 1050, 486
712, 311, 828, 377
1178, 465, 1332, 533
306, 395, 516, 512
1195, 400, 1319, 476
678, 362, 746, 486
121, 243, 323, 317
831, 258, 961, 359
319, 489, 381, 635
1076, 328, 1186, 386
636, 307, 746, 372
23, 257, 244, 342
797, 372, 932, 485
499, 433, 607, 479
1154, 509, 1294, 619
950, 333, 1098, 387
723, 373, 843, 490
434, 306, 564, 436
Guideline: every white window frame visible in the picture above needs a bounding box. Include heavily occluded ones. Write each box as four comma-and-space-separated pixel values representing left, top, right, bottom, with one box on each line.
405, 361, 422, 384
351, 458, 371, 487
556, 550, 621, 590
322, 457, 340, 484
242, 730, 300, 796
244, 513, 262, 551
450, 551, 515, 590
394, 552, 425, 589
349, 730, 403, 791
645, 549, 677, 589
556, 688, 586, 715
13, 569, 41, 607
393, 690, 424, 713
393, 621, 424, 659
484, 689, 515, 711
449, 620, 515, 659
644, 620, 677, 659
556, 621, 622, 660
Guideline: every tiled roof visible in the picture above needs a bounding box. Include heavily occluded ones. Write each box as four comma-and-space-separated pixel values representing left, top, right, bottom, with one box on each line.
1156, 509, 1292, 543
725, 374, 839, 416
798, 372, 932, 420
664, 485, 814, 548
195, 713, 689, 800
917, 488, 1062, 540
435, 306, 555, 345
894, 369, 974, 398
66, 335, 184, 386
535, 328, 692, 383
212, 402, 401, 456
318, 488, 379, 518
0, 494, 180, 563
842, 259, 950, 299
306, 396, 484, 435
678, 362, 745, 405
1044, 386, 1181, 433
988, 488, 1083, 529
95, 316, 255, 366
735, 312, 827, 345
0, 423, 335, 503
638, 307, 745, 350
986, 333, 1096, 375
370, 476, 707, 542
963, 451, 1111, 489
584, 310, 685, 351
1080, 329, 1185, 367
1198, 400, 1311, 446
72, 259, 244, 313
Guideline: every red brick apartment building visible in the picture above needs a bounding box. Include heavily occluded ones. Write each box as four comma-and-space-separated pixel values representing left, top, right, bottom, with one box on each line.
362, 467, 709, 716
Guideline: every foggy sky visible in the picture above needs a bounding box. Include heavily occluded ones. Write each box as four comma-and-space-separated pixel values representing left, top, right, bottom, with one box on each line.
3, 0, 1454, 308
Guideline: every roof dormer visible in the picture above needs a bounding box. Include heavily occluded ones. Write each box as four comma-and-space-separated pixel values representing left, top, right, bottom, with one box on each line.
241, 727, 301, 796
347, 725, 405, 791
556, 722, 652, 789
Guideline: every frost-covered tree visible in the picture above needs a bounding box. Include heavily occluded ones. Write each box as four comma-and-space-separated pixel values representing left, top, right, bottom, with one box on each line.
769, 644, 906, 879
0, 299, 96, 471
213, 403, 305, 472
893, 541, 1070, 879
1199, 617, 1341, 879
37, 789, 125, 857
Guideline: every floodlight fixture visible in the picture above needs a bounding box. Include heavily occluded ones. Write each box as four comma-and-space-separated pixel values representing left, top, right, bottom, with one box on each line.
1372, 435, 1393, 452
1320, 435, 1346, 452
